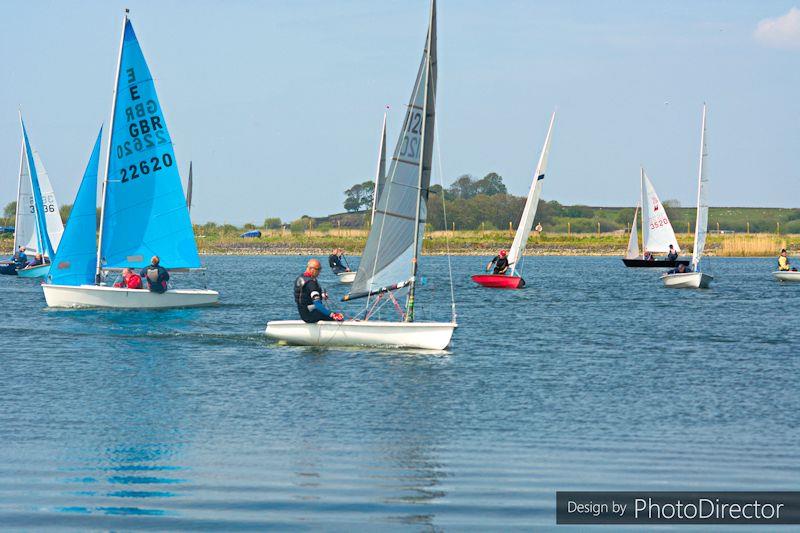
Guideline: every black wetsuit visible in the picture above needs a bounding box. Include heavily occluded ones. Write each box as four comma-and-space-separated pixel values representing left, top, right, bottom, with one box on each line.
329, 254, 347, 274
667, 250, 678, 261
295, 274, 335, 323
140, 264, 170, 293
491, 255, 509, 274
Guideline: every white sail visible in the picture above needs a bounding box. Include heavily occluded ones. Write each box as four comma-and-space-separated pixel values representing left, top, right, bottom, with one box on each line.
14, 141, 38, 253
640, 168, 680, 253
370, 112, 387, 226
508, 111, 556, 274
32, 151, 64, 253
625, 204, 640, 259
692, 104, 709, 271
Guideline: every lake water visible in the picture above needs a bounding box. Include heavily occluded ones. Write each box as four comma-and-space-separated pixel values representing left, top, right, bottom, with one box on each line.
1, 255, 798, 531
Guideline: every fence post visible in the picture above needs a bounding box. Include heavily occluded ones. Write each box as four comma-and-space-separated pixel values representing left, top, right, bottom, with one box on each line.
747, 221, 750, 235
452, 221, 455, 234
777, 221, 780, 235
568, 222, 571, 238
687, 222, 691, 235
596, 221, 600, 237
716, 221, 720, 232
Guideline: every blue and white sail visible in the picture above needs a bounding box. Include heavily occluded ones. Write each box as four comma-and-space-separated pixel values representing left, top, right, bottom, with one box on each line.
348, 0, 437, 305
20, 119, 57, 259
98, 16, 200, 273
48, 128, 102, 286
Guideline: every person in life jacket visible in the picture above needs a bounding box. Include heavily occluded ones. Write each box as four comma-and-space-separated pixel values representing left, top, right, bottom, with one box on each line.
328, 248, 350, 274
25, 253, 44, 268
667, 244, 678, 261
778, 249, 797, 272
114, 268, 144, 289
295, 258, 344, 323
140, 256, 170, 293
486, 250, 510, 275
15, 246, 28, 266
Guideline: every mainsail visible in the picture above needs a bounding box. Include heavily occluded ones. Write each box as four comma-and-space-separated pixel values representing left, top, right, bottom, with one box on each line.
640, 168, 680, 254
33, 152, 64, 252
370, 113, 387, 226
48, 129, 102, 286
508, 111, 555, 274
98, 15, 200, 273
625, 204, 640, 259
692, 104, 709, 271
347, 0, 437, 312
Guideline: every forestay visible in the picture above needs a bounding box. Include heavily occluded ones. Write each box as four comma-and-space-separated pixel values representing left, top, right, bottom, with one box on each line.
48, 129, 102, 286
348, 3, 437, 300
99, 17, 200, 271
692, 105, 709, 271
625, 205, 640, 259
641, 169, 680, 253
508, 112, 555, 274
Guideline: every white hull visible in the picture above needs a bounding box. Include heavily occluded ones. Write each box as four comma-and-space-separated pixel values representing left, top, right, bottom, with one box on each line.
337, 271, 356, 283
773, 270, 800, 282
265, 320, 456, 350
43, 284, 219, 309
661, 271, 713, 289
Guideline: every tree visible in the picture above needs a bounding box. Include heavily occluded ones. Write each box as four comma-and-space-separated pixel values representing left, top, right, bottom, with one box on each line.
475, 172, 506, 196
448, 174, 477, 200
264, 217, 282, 229
343, 181, 373, 212
359, 180, 375, 209
60, 204, 72, 222
3, 201, 16, 218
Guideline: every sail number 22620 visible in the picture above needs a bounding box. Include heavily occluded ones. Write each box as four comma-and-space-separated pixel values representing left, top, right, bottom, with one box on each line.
119, 153, 173, 183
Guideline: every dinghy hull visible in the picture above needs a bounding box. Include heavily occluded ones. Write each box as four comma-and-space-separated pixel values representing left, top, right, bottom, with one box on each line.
622, 258, 690, 268
471, 274, 525, 289
0, 263, 18, 276
17, 263, 50, 278
772, 270, 800, 282
43, 284, 219, 309
337, 271, 356, 284
660, 272, 713, 289
265, 320, 456, 350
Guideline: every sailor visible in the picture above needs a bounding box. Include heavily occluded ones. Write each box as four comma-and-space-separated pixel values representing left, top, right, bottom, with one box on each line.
486, 250, 510, 275
778, 249, 797, 272
140, 255, 170, 293
295, 258, 344, 323
15, 246, 28, 266
666, 245, 678, 261
667, 263, 689, 274
26, 253, 44, 268
328, 248, 349, 274
114, 267, 144, 289
643, 250, 654, 261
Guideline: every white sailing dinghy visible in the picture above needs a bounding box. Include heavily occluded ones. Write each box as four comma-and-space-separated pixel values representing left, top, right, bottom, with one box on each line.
472, 112, 555, 289
337, 113, 388, 285
662, 104, 713, 289
43, 12, 218, 309
2, 117, 65, 278
622, 168, 686, 268
266, 0, 456, 350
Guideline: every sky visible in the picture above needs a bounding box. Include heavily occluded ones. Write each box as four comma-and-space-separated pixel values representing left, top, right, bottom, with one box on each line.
1, 0, 800, 224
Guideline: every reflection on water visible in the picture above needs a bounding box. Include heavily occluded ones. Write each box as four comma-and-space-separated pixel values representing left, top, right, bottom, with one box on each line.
1, 256, 798, 529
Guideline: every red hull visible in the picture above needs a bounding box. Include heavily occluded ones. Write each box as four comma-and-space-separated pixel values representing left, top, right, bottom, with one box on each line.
471, 274, 525, 289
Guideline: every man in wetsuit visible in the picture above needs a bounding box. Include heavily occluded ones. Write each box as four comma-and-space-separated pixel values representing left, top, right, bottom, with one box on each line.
486, 249, 510, 275
328, 248, 349, 274
295, 258, 344, 323
15, 246, 28, 266
667, 244, 678, 261
140, 255, 170, 293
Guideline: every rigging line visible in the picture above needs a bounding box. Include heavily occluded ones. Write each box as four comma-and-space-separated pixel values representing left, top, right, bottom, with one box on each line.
430, 84, 456, 323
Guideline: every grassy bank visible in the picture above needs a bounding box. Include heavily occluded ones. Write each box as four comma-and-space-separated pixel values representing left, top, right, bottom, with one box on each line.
3, 230, 798, 258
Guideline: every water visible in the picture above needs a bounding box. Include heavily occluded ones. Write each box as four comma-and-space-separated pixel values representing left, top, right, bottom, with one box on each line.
1, 256, 798, 531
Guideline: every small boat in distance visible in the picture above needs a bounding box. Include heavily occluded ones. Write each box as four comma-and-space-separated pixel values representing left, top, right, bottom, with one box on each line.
622, 168, 688, 268
662, 104, 713, 289
472, 111, 555, 289
338, 111, 388, 285
2, 116, 64, 278
43, 11, 218, 308
266, 0, 456, 350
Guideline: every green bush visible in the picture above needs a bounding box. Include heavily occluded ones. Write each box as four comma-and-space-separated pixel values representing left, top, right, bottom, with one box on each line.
264, 217, 282, 229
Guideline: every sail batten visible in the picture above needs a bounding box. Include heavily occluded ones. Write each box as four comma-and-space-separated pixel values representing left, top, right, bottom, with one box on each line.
98, 16, 200, 272
508, 111, 556, 273
348, 1, 436, 308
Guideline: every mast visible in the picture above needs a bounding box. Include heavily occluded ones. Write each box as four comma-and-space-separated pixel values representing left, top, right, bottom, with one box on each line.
370, 112, 387, 226
187, 161, 193, 213
405, 0, 436, 323
96, 9, 129, 283
691, 104, 708, 271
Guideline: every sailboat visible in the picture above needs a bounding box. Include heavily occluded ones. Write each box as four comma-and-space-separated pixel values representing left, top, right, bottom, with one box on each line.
42, 12, 218, 308
622, 168, 687, 268
1, 117, 65, 278
661, 104, 713, 289
266, 0, 456, 350
338, 112, 387, 285
471, 112, 555, 289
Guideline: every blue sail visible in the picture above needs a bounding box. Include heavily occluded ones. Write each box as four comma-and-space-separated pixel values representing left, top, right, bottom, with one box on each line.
20, 119, 54, 259
100, 18, 200, 270
48, 128, 102, 286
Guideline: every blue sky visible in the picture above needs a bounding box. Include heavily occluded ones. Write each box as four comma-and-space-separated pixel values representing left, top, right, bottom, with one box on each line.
1, 1, 799, 224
